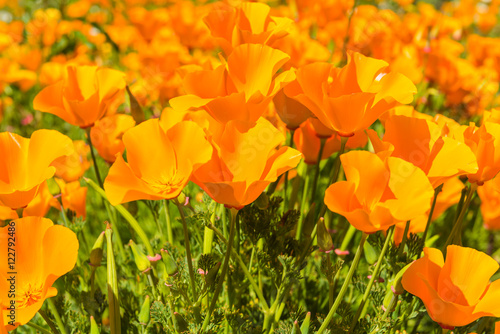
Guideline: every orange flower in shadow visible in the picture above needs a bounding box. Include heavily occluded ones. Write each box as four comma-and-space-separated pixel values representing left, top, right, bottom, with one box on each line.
0, 217, 78, 331
104, 119, 213, 205
191, 118, 302, 209
170, 43, 293, 124
90, 114, 136, 163
33, 65, 126, 128
324, 151, 434, 233
402, 245, 500, 329
55, 179, 87, 219
287, 51, 417, 137
52, 140, 90, 182
0, 130, 73, 209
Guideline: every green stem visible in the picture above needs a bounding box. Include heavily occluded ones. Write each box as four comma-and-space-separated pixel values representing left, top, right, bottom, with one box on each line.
397, 221, 410, 257
340, 224, 357, 252
444, 183, 476, 249
284, 129, 295, 212
46, 299, 67, 334
350, 227, 394, 331
317, 232, 368, 334
27, 321, 53, 334
38, 310, 60, 334
318, 137, 348, 219
296, 164, 313, 241
85, 177, 154, 256
208, 223, 270, 311
421, 184, 443, 245
163, 200, 174, 244
174, 199, 198, 302
202, 209, 238, 331
85, 128, 104, 188
310, 138, 327, 205
106, 225, 121, 334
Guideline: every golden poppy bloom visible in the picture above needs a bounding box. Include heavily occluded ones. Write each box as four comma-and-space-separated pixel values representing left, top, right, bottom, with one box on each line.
191, 118, 302, 209
55, 179, 87, 219
368, 114, 478, 188
287, 51, 417, 137
104, 119, 213, 205
33, 65, 126, 128
0, 130, 73, 210
402, 245, 500, 329
273, 87, 311, 131
204, 2, 292, 55
169, 43, 294, 124
90, 114, 136, 163
52, 140, 91, 182
477, 179, 500, 230
324, 151, 434, 233
0, 217, 79, 331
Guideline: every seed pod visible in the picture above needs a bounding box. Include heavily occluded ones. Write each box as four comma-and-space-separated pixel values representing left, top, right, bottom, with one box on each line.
160, 249, 178, 277
90, 231, 105, 267
317, 218, 333, 252
90, 316, 100, 334
129, 240, 151, 273
138, 295, 151, 326
300, 312, 311, 334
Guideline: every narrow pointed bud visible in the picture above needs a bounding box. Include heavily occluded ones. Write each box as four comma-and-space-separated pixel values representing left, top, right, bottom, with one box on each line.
393, 262, 412, 295
129, 240, 151, 273
160, 249, 178, 277
126, 85, 145, 124
174, 312, 189, 332
90, 231, 105, 267
205, 262, 221, 287
176, 192, 187, 206
291, 320, 301, 334
317, 218, 334, 253
90, 316, 100, 334
300, 312, 311, 334
138, 295, 151, 326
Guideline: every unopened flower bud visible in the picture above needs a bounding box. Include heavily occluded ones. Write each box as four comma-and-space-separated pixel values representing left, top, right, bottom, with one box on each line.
129, 240, 151, 273
90, 231, 105, 267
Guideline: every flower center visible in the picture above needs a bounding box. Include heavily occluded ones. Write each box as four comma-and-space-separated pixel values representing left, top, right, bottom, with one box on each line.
18, 284, 44, 308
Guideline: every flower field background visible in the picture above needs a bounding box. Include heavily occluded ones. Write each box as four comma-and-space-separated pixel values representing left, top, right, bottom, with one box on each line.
1, 0, 500, 333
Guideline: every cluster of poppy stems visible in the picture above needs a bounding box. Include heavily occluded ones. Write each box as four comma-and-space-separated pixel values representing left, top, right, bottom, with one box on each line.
1, 0, 500, 333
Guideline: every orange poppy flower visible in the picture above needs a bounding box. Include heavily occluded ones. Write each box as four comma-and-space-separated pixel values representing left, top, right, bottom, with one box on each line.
402, 245, 500, 329
191, 118, 302, 209
90, 114, 136, 163
393, 177, 463, 244
52, 140, 91, 182
293, 119, 367, 165
450, 120, 500, 185
477, 179, 500, 230
368, 114, 478, 188
204, 2, 292, 55
55, 179, 87, 219
0, 130, 73, 210
286, 51, 417, 137
273, 87, 312, 131
324, 151, 434, 233
33, 65, 126, 128
0, 217, 79, 331
104, 119, 213, 205
169, 43, 294, 124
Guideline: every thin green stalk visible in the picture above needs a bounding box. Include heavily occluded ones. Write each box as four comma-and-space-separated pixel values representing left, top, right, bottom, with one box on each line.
350, 227, 394, 331
38, 310, 59, 334
106, 225, 121, 334
85, 177, 154, 256
340, 224, 357, 251
319, 137, 348, 219
201, 209, 239, 331
207, 223, 269, 311
317, 233, 368, 334
163, 200, 174, 244
444, 183, 477, 248
284, 129, 295, 211
27, 321, 53, 334
397, 221, 410, 257
296, 164, 313, 241
46, 299, 67, 334
174, 199, 198, 302
327, 255, 334, 309
85, 128, 104, 188
421, 184, 443, 245
310, 138, 327, 205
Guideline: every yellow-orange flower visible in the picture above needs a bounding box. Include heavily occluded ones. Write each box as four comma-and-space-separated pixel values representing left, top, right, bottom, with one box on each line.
0, 130, 73, 209
368, 114, 478, 188
477, 179, 500, 230
191, 118, 302, 209
55, 179, 87, 219
170, 43, 294, 124
0, 217, 78, 331
287, 51, 417, 137
52, 140, 91, 182
90, 114, 136, 163
402, 246, 500, 329
104, 119, 212, 205
33, 65, 126, 128
324, 151, 434, 233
